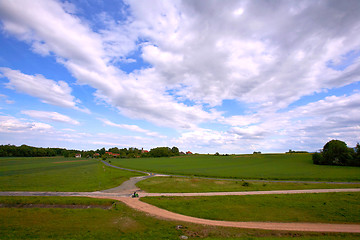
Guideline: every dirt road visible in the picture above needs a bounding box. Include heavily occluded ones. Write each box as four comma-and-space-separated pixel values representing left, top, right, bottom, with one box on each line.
2, 188, 360, 233
113, 197, 360, 233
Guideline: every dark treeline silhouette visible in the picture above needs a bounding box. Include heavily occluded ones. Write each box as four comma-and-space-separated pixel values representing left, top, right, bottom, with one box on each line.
0, 144, 180, 158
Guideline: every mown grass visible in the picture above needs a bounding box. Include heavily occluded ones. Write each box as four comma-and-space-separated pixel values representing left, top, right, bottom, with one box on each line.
0, 196, 115, 206
0, 196, 359, 240
142, 192, 360, 223
0, 157, 144, 191
111, 154, 360, 181
137, 176, 360, 193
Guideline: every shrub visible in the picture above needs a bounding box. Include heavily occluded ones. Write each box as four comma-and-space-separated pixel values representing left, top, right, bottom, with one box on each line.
312, 152, 324, 165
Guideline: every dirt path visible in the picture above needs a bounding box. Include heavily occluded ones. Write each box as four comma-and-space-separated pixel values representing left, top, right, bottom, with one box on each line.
100, 175, 153, 194
111, 197, 360, 233
2, 189, 360, 233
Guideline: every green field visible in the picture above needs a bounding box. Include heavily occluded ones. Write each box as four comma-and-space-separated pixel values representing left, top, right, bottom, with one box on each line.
0, 196, 115, 206
137, 176, 360, 193
142, 192, 360, 223
0, 196, 359, 240
0, 157, 143, 191
111, 154, 360, 181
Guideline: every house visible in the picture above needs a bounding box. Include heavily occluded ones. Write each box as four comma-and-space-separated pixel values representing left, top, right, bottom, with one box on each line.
186, 151, 193, 155
93, 153, 100, 157
141, 149, 149, 154
75, 153, 81, 158
105, 152, 120, 157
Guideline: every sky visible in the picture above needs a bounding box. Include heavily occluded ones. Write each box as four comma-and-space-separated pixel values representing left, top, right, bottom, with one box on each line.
0, 0, 359, 153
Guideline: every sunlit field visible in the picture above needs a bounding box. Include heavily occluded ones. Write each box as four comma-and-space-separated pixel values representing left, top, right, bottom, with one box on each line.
0, 157, 143, 191
111, 154, 360, 181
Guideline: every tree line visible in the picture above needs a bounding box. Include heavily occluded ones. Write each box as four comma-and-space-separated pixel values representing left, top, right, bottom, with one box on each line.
312, 140, 360, 167
0, 144, 180, 158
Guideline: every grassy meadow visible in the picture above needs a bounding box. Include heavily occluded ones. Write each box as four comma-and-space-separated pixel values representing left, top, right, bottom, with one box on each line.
0, 196, 359, 240
0, 196, 115, 206
137, 176, 360, 193
111, 154, 360, 181
142, 192, 360, 223
0, 157, 144, 191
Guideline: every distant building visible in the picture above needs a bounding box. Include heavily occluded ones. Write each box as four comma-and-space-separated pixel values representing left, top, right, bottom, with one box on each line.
75, 154, 81, 158
186, 151, 193, 155
104, 152, 120, 157
93, 153, 100, 157
141, 149, 149, 153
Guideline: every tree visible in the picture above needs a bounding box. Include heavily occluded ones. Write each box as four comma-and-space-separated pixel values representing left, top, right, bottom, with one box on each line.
171, 146, 179, 156
322, 140, 350, 165
149, 147, 172, 157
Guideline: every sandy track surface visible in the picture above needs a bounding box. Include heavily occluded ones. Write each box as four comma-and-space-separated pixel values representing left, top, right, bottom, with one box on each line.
111, 197, 360, 233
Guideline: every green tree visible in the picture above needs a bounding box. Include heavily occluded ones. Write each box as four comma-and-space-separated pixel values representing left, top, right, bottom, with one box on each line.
149, 147, 171, 157
171, 146, 179, 156
322, 140, 350, 165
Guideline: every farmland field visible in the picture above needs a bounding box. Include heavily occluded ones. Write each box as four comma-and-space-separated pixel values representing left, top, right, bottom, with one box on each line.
142, 192, 360, 223
111, 154, 360, 181
0, 157, 143, 191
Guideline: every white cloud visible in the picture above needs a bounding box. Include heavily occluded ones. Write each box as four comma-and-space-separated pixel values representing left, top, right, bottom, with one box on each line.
98, 118, 165, 138
0, 115, 52, 133
0, 0, 220, 129
175, 92, 360, 153
0, 0, 359, 152
0, 94, 15, 104
21, 110, 80, 125
126, 0, 360, 111
0, 67, 78, 108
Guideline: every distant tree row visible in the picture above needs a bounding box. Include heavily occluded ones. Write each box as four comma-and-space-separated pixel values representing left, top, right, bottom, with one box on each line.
312, 140, 360, 167
0, 144, 65, 157
286, 150, 308, 154
0, 144, 181, 158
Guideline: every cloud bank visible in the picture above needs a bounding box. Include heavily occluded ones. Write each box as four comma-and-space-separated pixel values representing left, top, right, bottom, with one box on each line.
0, 0, 359, 152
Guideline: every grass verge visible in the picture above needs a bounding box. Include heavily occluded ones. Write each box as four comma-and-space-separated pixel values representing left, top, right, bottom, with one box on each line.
141, 192, 360, 223
0, 196, 115, 206
0, 196, 359, 239
137, 176, 360, 193
0, 157, 144, 192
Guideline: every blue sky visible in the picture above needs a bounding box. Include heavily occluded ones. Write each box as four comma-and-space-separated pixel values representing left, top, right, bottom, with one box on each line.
0, 0, 359, 153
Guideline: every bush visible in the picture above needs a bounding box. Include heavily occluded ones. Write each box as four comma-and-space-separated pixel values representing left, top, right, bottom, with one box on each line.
242, 181, 250, 187
312, 152, 325, 165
